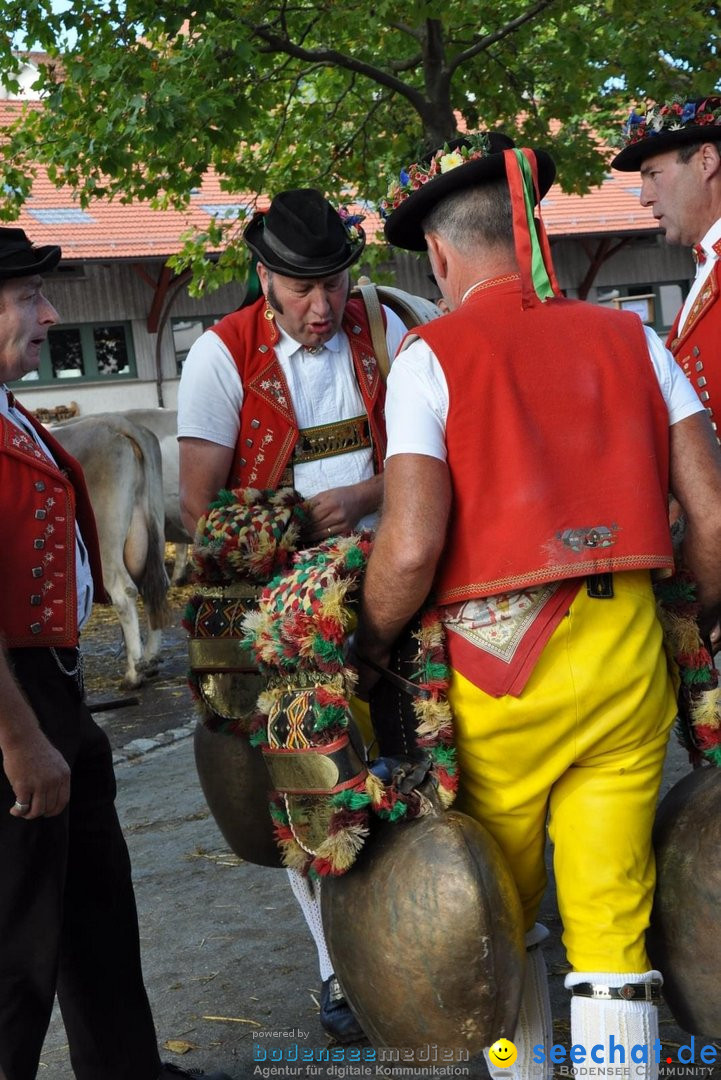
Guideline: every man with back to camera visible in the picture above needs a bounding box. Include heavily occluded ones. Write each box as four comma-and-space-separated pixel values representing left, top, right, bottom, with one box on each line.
0, 227, 232, 1080
352, 132, 721, 1080
177, 188, 407, 1041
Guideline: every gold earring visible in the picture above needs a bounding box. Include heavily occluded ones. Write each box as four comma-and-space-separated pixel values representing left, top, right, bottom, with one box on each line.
263, 300, 274, 321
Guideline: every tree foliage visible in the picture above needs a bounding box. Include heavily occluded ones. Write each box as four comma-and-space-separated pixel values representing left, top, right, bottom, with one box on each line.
0, 0, 718, 289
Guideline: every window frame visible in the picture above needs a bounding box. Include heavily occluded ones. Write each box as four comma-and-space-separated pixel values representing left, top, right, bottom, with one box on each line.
13, 320, 137, 386
172, 314, 222, 374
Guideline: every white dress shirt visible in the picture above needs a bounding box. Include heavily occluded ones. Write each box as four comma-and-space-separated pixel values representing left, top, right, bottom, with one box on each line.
178, 306, 407, 531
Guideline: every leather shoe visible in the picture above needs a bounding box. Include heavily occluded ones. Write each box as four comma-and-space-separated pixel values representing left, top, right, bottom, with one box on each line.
320, 974, 365, 1043
158, 1063, 234, 1080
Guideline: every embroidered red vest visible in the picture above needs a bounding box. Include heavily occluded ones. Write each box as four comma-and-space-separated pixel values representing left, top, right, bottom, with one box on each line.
0, 403, 106, 648
210, 297, 387, 488
415, 278, 674, 603
666, 249, 721, 440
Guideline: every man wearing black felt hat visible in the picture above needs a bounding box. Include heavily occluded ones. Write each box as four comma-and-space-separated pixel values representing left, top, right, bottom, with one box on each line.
0, 228, 233, 1080
353, 132, 721, 1078
179, 189, 406, 539
612, 97, 721, 434
177, 189, 407, 1042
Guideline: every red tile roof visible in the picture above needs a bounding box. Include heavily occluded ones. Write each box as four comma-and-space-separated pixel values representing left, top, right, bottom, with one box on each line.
541, 172, 655, 237
0, 101, 657, 261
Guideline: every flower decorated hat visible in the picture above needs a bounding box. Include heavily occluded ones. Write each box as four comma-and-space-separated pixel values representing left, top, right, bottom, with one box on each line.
382, 131, 558, 310
612, 97, 721, 172
244, 188, 366, 277
382, 131, 555, 252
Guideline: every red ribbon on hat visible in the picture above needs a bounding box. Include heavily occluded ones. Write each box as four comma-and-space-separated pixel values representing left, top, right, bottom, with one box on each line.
504, 148, 561, 308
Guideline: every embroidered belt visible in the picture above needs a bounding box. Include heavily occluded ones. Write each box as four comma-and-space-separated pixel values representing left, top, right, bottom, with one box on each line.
292, 415, 371, 465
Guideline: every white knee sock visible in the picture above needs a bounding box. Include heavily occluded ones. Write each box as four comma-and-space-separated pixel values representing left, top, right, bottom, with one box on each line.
565, 970, 662, 1080
485, 923, 553, 1080
286, 866, 334, 981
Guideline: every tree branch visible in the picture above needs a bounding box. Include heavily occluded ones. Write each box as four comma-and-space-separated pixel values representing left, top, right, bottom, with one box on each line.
388, 20, 423, 43
246, 21, 428, 112
326, 71, 359, 122
330, 92, 389, 169
447, 0, 560, 76
384, 23, 424, 75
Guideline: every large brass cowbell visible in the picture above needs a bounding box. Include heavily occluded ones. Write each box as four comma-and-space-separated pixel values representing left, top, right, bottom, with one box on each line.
190, 583, 282, 868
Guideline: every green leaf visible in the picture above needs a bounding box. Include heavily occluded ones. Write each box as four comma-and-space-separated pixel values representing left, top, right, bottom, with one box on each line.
0, 0, 718, 290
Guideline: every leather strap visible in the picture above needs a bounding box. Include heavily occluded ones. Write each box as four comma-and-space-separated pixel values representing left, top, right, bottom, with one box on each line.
571, 981, 662, 1002
263, 733, 367, 795
356, 283, 390, 382
586, 573, 614, 599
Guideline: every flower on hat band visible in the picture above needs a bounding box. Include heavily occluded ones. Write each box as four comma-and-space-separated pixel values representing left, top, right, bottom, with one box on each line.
379, 132, 492, 219
337, 206, 366, 244
620, 96, 721, 148
438, 150, 464, 172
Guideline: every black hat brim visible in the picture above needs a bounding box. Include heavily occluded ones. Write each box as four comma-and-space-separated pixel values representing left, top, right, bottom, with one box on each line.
0, 243, 61, 280
384, 148, 556, 252
611, 125, 721, 171
244, 216, 365, 278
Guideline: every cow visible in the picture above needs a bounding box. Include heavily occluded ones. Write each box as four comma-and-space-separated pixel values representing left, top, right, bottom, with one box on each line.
50, 413, 170, 689
113, 408, 191, 584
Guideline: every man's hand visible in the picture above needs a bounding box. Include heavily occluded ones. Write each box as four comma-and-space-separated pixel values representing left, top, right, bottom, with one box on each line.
3, 730, 70, 820
0, 648, 71, 820
305, 475, 383, 542
3, 728, 71, 819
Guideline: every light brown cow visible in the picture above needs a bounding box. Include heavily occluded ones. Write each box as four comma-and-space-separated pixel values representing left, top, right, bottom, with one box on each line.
119, 408, 191, 583
50, 413, 170, 689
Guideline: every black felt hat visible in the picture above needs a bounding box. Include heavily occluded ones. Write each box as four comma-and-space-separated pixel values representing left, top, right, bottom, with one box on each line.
244, 188, 365, 278
611, 97, 721, 172
383, 132, 556, 252
0, 227, 61, 280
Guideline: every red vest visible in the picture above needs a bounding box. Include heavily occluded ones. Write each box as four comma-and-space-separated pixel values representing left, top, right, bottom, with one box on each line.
0, 403, 106, 648
415, 278, 674, 603
666, 249, 721, 440
210, 297, 387, 488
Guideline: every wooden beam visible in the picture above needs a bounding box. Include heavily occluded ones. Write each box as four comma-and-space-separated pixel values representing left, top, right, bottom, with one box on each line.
131, 262, 193, 332
577, 236, 631, 300
145, 264, 175, 333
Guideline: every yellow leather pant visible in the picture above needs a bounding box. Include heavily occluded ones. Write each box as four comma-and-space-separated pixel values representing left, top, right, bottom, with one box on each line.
448, 571, 677, 973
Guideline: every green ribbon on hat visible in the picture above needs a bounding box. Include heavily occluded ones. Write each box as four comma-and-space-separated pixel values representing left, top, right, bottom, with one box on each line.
512, 149, 556, 303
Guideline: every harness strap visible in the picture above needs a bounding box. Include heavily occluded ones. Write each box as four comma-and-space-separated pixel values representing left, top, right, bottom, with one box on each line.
356, 283, 390, 382
570, 981, 662, 1002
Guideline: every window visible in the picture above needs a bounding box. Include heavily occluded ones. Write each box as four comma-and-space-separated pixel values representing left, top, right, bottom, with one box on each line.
15, 322, 136, 385
172, 315, 221, 373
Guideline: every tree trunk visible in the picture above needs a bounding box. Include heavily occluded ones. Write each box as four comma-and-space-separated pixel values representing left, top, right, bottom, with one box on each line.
419, 18, 458, 150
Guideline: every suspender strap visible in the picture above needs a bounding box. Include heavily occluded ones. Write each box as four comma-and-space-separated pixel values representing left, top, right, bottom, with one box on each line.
356, 283, 390, 382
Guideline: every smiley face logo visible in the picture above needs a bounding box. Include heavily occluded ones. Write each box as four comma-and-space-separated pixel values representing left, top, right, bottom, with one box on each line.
488, 1039, 518, 1068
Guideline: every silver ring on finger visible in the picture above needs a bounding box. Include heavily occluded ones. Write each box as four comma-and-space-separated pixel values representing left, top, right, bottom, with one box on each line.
12, 801, 30, 814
